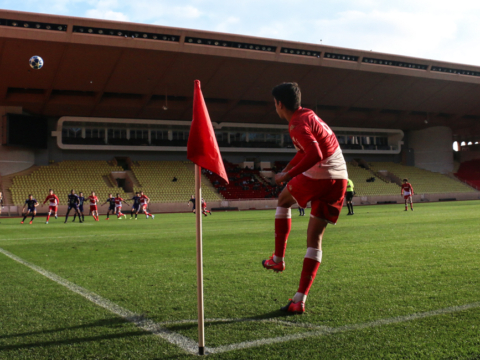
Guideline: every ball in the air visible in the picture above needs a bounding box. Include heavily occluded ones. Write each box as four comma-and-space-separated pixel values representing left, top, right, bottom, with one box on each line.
29, 56, 44, 70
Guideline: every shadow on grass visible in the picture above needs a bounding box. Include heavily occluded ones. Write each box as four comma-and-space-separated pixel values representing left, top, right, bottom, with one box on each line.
166, 309, 295, 332
0, 317, 148, 351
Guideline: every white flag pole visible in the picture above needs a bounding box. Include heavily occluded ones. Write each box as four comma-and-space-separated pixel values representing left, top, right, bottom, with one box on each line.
195, 164, 205, 355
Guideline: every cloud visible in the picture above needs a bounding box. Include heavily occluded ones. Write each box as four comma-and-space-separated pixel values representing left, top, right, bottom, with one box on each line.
85, 9, 129, 22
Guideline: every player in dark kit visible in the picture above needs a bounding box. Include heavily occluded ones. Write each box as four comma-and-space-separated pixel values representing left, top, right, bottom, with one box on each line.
262, 82, 348, 314
187, 195, 196, 213
64, 190, 82, 223
101, 194, 116, 220
130, 192, 141, 219
72, 192, 86, 222
21, 195, 39, 224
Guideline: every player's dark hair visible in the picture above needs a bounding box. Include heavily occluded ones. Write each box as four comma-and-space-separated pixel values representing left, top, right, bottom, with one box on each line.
272, 82, 301, 112
116, 193, 119, 197
28, 194, 32, 197
403, 178, 408, 182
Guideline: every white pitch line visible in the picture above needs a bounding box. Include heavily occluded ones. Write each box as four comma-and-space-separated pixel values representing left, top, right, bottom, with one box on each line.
208, 301, 480, 354
0, 246, 199, 355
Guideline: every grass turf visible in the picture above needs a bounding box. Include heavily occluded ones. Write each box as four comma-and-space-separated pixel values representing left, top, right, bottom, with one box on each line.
1, 201, 480, 359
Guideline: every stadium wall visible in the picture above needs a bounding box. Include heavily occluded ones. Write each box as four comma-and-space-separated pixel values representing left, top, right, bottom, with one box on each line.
409, 126, 454, 174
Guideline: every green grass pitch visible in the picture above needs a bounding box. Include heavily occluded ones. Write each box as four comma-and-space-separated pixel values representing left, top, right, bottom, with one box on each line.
1, 201, 480, 359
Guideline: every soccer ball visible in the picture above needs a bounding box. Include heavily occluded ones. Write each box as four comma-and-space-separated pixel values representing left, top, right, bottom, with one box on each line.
29, 56, 44, 70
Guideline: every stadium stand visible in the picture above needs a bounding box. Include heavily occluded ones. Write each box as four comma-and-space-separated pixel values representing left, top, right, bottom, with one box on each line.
205, 161, 281, 199
346, 163, 400, 196
130, 161, 223, 203
454, 159, 480, 190
370, 162, 475, 194
9, 161, 128, 205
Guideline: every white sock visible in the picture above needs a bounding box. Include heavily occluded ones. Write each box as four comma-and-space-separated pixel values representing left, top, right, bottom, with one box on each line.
293, 292, 307, 303
273, 255, 284, 263
275, 207, 291, 219
305, 247, 322, 262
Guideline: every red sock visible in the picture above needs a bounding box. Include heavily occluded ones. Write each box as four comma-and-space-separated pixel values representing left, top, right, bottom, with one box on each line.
47, 215, 50, 221
146, 212, 152, 216
298, 258, 321, 295
275, 217, 291, 258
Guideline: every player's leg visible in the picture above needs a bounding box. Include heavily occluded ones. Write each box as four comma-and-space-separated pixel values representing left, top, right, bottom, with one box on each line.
46, 209, 51, 224
410, 196, 414, 210
30, 210, 36, 224
282, 216, 327, 314
81, 210, 85, 222
22, 210, 29, 223
404, 198, 408, 211
262, 187, 296, 272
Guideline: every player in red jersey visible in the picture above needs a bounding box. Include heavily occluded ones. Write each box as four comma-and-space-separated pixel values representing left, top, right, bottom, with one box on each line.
42, 189, 59, 224
139, 191, 154, 219
114, 193, 129, 219
201, 198, 211, 216
262, 83, 348, 314
401, 178, 414, 211
88, 191, 100, 221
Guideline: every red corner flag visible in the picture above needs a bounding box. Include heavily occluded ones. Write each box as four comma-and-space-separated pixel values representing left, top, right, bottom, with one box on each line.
187, 80, 228, 183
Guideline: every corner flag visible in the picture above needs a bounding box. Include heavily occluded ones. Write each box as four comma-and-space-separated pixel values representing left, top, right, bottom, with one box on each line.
187, 80, 227, 355
187, 80, 228, 183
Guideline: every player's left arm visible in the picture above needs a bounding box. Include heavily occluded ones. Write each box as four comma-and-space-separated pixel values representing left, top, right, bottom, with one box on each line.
34, 200, 39, 207
276, 143, 322, 184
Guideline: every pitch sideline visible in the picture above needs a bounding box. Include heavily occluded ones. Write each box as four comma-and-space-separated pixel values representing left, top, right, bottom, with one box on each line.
1, 246, 479, 356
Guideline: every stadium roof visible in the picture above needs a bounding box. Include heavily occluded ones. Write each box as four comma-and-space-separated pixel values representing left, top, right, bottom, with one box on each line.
1, 9, 480, 141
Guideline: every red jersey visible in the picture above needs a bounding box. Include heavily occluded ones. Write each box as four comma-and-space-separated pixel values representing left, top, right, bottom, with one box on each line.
44, 194, 59, 206
289, 108, 347, 179
115, 197, 124, 206
140, 195, 149, 205
201, 200, 207, 208
88, 195, 98, 205
401, 183, 413, 195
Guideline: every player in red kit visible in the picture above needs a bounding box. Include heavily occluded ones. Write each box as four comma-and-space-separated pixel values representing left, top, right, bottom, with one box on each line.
114, 193, 129, 219
201, 198, 211, 216
42, 189, 59, 224
262, 82, 348, 314
139, 191, 154, 219
88, 191, 100, 221
401, 178, 414, 211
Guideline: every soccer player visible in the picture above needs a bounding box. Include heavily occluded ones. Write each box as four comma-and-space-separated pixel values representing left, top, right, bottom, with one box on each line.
43, 189, 59, 224
346, 178, 355, 215
139, 191, 154, 219
88, 191, 99, 221
130, 192, 141, 219
101, 194, 116, 220
65, 190, 82, 223
0, 191, 3, 221
401, 178, 414, 211
187, 195, 196, 213
262, 82, 348, 314
114, 193, 129, 219
298, 207, 305, 216
201, 198, 211, 216
72, 192, 86, 222
21, 195, 39, 224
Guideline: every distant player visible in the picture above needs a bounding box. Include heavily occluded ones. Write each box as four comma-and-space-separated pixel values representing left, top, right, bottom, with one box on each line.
65, 190, 82, 223
114, 193, 129, 219
346, 178, 355, 215
262, 82, 348, 314
187, 195, 196, 213
130, 192, 141, 219
22, 195, 39, 224
88, 191, 99, 221
0, 191, 3, 222
43, 189, 59, 224
298, 207, 305, 216
101, 194, 116, 220
401, 178, 414, 211
139, 191, 154, 219
73, 192, 86, 222
201, 198, 211, 216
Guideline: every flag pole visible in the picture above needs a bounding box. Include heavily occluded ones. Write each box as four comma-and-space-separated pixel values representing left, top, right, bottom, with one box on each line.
195, 164, 205, 355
